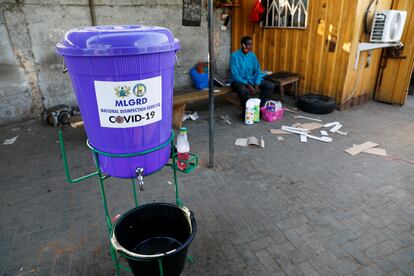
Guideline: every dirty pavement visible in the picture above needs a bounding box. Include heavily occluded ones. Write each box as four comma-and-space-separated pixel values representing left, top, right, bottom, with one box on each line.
1, 97, 414, 275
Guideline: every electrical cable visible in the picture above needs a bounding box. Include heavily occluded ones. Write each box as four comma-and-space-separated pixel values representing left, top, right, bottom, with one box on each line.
343, 54, 364, 105
345, 0, 379, 106
364, 0, 377, 35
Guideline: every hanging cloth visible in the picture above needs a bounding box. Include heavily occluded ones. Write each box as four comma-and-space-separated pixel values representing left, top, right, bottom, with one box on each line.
250, 0, 265, 23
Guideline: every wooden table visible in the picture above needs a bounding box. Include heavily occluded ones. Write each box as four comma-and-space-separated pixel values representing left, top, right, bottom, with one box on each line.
265, 71, 302, 101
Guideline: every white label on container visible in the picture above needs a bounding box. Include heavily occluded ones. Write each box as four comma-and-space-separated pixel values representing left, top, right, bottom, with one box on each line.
94, 76, 162, 128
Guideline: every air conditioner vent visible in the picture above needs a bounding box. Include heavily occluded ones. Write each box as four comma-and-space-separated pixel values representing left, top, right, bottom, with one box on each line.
369, 10, 407, 43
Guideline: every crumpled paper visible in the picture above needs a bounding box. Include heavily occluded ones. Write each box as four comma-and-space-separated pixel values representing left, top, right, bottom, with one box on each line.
182, 111, 199, 122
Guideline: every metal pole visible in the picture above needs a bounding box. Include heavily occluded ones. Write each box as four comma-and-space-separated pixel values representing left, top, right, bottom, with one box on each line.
89, 0, 97, 26
208, 0, 215, 168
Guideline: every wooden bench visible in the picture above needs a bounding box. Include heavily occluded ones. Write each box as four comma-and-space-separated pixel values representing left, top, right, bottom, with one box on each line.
173, 86, 236, 128
265, 71, 302, 101
69, 86, 236, 129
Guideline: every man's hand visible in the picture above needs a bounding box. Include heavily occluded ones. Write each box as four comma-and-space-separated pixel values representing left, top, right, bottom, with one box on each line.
246, 84, 255, 96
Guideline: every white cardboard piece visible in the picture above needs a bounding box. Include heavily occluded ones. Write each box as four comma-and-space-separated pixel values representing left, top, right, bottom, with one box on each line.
324, 121, 348, 135
330, 123, 343, 133
269, 129, 291, 135
323, 122, 340, 128
301, 122, 323, 131
235, 136, 265, 148
270, 122, 322, 136
283, 107, 299, 114
306, 134, 332, 143
362, 147, 388, 156
281, 126, 332, 143
3, 136, 18, 145
220, 115, 231, 125
344, 141, 379, 156
300, 135, 308, 143
294, 115, 322, 122
281, 126, 308, 135
336, 130, 348, 136
281, 126, 310, 133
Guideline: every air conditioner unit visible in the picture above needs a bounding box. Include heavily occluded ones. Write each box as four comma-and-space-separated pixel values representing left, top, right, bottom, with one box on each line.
370, 10, 407, 43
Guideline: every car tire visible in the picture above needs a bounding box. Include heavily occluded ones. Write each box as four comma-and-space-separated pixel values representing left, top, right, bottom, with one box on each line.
297, 94, 336, 114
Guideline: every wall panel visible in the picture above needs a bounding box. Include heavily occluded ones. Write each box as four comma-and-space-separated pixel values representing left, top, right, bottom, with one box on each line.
375, 0, 414, 105
232, 0, 357, 104
341, 0, 393, 106
231, 0, 414, 107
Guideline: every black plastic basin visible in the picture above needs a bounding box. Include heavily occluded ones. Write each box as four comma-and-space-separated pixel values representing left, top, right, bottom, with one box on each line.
111, 203, 197, 276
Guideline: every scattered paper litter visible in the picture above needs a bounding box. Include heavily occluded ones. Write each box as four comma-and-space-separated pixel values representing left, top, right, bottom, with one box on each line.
270, 122, 322, 136
300, 135, 308, 143
336, 130, 348, 136
344, 141, 379, 156
323, 122, 339, 128
71, 120, 84, 128
182, 111, 199, 121
320, 130, 328, 136
282, 126, 310, 133
306, 134, 332, 143
291, 122, 322, 131
301, 122, 323, 131
235, 136, 265, 148
281, 126, 332, 143
276, 136, 284, 141
220, 115, 231, 125
330, 123, 343, 133
281, 126, 308, 135
362, 147, 387, 156
269, 129, 291, 135
294, 115, 322, 122
3, 136, 18, 145
283, 107, 299, 114
324, 121, 348, 135
235, 138, 246, 146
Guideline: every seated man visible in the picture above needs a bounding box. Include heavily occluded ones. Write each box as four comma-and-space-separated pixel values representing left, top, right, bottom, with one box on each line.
231, 36, 274, 118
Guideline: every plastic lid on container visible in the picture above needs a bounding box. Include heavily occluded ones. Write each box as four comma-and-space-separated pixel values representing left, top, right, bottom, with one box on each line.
56, 25, 180, 56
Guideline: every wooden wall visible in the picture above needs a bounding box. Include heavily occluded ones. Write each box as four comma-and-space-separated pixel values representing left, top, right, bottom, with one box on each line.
231, 0, 358, 105
341, 0, 393, 108
231, 0, 414, 107
341, 0, 414, 107
374, 0, 414, 105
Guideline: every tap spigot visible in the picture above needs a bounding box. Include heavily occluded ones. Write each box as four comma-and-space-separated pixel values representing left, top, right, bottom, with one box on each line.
136, 167, 144, 191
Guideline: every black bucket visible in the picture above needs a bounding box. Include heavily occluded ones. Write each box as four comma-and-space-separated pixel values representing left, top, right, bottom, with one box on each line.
111, 203, 197, 276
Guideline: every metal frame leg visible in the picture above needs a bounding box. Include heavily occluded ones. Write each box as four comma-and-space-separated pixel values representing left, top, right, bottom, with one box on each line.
59, 131, 196, 275
131, 178, 139, 207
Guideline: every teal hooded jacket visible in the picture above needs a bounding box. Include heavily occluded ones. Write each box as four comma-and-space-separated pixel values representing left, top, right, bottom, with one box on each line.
230, 49, 265, 85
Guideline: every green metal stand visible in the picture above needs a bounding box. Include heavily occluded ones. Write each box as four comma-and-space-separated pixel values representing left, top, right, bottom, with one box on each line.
58, 130, 198, 275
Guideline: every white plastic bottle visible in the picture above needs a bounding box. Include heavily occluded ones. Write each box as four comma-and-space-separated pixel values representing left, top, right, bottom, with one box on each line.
245, 99, 255, 125
176, 127, 190, 170
252, 98, 261, 123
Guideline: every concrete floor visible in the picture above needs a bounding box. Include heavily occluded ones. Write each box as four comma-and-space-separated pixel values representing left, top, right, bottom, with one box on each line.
1, 96, 414, 275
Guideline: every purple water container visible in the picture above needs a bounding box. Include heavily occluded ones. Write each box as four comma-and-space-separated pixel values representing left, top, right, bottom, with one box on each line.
56, 26, 180, 178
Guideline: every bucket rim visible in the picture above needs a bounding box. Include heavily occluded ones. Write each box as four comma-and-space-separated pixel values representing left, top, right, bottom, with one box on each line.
110, 202, 197, 260
56, 25, 180, 57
